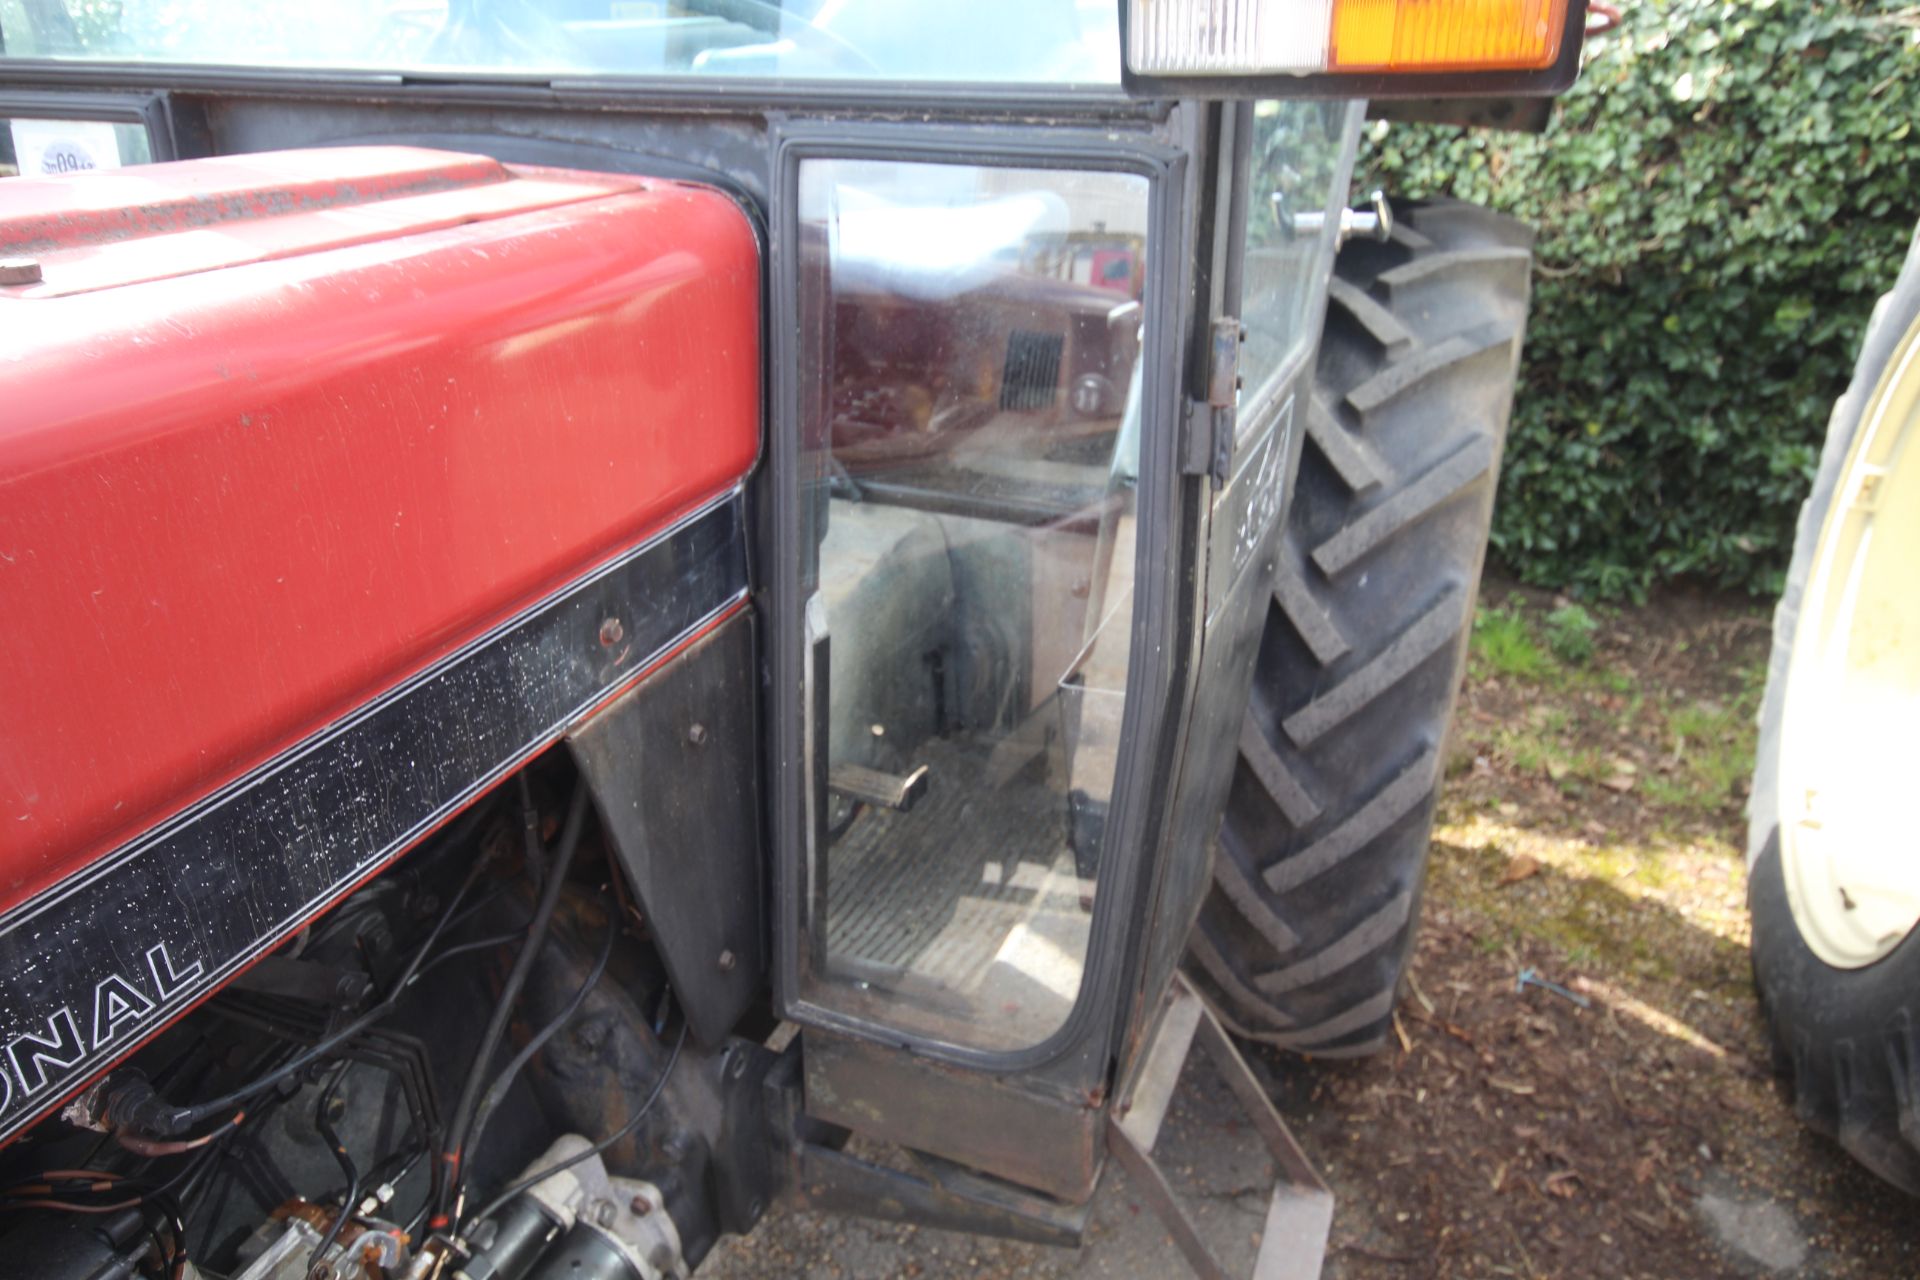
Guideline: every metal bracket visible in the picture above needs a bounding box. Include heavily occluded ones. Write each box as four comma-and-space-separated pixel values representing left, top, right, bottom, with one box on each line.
1107, 974, 1334, 1280
767, 1047, 1089, 1248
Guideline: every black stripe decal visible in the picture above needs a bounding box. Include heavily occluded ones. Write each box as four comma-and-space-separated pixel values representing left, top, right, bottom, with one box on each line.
0, 489, 748, 1142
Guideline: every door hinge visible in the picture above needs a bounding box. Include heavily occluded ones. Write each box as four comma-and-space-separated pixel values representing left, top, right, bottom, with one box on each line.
1181, 316, 1241, 487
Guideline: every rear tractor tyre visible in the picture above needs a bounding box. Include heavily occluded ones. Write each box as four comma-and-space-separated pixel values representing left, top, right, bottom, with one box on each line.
1185, 199, 1534, 1057
1746, 220, 1920, 1196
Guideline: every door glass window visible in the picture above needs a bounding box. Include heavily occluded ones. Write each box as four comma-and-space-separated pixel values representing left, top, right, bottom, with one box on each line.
1240, 100, 1360, 412
795, 157, 1150, 1052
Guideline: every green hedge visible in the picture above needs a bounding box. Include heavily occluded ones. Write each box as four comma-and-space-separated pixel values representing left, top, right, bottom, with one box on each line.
1358, 0, 1920, 599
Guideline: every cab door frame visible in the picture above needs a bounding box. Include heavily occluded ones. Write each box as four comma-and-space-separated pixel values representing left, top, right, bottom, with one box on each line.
763, 103, 1247, 1203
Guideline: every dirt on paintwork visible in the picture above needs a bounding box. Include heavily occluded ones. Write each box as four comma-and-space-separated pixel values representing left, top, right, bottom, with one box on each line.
704, 577, 1919, 1280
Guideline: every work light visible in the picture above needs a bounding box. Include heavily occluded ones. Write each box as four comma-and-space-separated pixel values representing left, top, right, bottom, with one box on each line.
1126, 0, 1572, 76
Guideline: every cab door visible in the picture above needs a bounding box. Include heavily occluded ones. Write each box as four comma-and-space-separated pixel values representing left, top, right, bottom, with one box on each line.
765, 104, 1357, 1203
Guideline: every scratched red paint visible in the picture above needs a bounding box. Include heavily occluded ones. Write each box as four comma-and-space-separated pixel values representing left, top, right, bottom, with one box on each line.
0, 147, 760, 911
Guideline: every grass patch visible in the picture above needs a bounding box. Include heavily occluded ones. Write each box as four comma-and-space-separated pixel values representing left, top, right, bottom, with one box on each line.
1470, 598, 1622, 692
1491, 721, 1610, 797
1544, 602, 1600, 665
1470, 604, 1549, 681
1463, 595, 1767, 822
1641, 774, 1696, 811
1659, 689, 1760, 815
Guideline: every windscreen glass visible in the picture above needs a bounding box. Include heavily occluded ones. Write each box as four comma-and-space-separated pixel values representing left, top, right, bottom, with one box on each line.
795, 157, 1149, 1051
0, 0, 1121, 83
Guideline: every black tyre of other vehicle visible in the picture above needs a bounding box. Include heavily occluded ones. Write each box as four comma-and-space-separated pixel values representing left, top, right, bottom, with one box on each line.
1187, 199, 1533, 1056
1745, 221, 1920, 1196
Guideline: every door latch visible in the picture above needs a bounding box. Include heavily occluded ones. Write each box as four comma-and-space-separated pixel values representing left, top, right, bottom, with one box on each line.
1276, 189, 1394, 248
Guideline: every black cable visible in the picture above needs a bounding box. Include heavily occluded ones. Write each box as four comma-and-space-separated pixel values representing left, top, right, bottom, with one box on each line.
410, 923, 531, 981
307, 1063, 361, 1277
462, 1021, 686, 1234
79, 1030, 213, 1168
434, 881, 518, 946
3, 1041, 296, 1222
356, 1135, 429, 1221
433, 782, 592, 1225
517, 773, 545, 897
178, 1087, 289, 1256
461, 907, 617, 1172
142, 1194, 189, 1280
169, 1041, 297, 1205
145, 1219, 172, 1278
393, 883, 537, 986
165, 1204, 189, 1280
339, 1028, 444, 1219
116, 842, 498, 1137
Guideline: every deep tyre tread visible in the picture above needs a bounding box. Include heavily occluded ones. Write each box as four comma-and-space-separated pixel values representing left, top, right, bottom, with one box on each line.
1186, 199, 1534, 1057
1750, 838, 1920, 1194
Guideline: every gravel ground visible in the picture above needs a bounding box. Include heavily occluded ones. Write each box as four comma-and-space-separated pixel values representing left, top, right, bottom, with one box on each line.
703, 1048, 1276, 1280
705, 580, 1919, 1278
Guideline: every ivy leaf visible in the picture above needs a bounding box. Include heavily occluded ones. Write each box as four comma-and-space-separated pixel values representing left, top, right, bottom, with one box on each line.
1355, 0, 1918, 599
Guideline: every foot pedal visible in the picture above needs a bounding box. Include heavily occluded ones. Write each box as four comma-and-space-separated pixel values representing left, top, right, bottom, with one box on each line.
1107, 973, 1333, 1280
829, 762, 931, 812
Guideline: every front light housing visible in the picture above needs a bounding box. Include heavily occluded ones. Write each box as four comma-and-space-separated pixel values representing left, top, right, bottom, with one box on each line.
1126, 0, 1571, 77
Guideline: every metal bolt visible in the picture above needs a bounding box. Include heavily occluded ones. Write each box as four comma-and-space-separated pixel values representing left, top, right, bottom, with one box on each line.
630, 1193, 652, 1216
599, 617, 625, 647
593, 1198, 618, 1227
687, 722, 708, 747
717, 948, 736, 972
0, 258, 43, 286
729, 1054, 748, 1080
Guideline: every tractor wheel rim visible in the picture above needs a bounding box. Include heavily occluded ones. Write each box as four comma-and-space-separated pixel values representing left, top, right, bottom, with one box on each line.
1777, 310, 1920, 969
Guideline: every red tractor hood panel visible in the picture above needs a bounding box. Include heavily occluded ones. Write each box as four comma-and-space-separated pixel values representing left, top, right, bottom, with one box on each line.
0, 147, 760, 911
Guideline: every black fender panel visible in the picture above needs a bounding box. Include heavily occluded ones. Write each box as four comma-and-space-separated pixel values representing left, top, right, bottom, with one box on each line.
569, 611, 765, 1047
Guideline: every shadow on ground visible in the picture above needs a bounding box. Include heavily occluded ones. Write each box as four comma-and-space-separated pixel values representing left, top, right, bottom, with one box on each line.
705, 581, 1916, 1279
1267, 836, 1916, 1280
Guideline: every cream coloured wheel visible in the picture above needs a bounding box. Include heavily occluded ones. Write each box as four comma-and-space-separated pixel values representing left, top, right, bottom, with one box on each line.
1746, 225, 1920, 1197
1774, 304, 1920, 969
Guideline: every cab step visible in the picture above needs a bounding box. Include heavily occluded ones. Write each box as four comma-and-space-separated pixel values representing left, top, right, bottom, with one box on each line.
1108, 973, 1334, 1280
